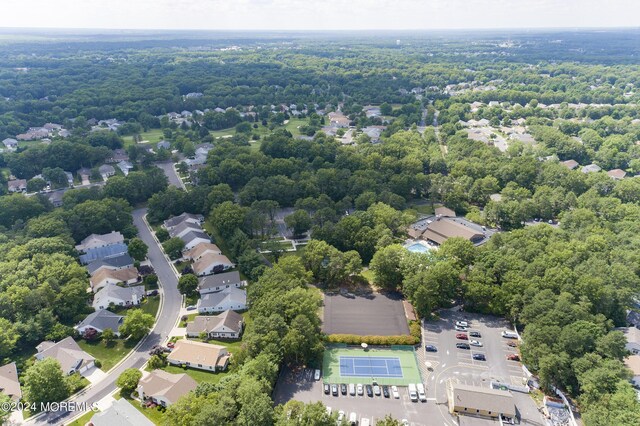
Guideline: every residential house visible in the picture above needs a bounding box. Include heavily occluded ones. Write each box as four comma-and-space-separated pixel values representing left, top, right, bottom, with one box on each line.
185, 92, 203, 99
166, 340, 230, 372
7, 179, 27, 193
168, 221, 203, 239
435, 206, 456, 217
117, 160, 134, 176
327, 112, 350, 128
107, 149, 129, 163
198, 271, 245, 295
35, 336, 95, 375
163, 212, 204, 230
137, 370, 197, 407
184, 242, 222, 262
197, 287, 247, 313
91, 398, 154, 426
192, 253, 235, 276
2, 138, 18, 151
607, 169, 627, 180
560, 159, 579, 170
0, 362, 22, 401
75, 310, 124, 337
623, 327, 640, 388
98, 164, 115, 180
87, 253, 135, 276
92, 284, 145, 311
76, 231, 125, 252
47, 190, 64, 208
157, 140, 171, 150
186, 310, 244, 339
362, 126, 385, 143
581, 164, 602, 174
180, 230, 211, 251
79, 243, 128, 265
90, 266, 139, 292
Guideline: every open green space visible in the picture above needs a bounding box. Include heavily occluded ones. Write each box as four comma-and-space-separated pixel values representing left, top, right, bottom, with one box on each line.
77, 338, 140, 372
65, 410, 95, 426
322, 345, 422, 386
118, 394, 166, 425
122, 128, 166, 146
141, 295, 160, 317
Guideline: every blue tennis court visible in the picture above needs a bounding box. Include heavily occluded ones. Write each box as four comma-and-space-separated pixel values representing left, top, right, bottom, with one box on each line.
339, 356, 403, 378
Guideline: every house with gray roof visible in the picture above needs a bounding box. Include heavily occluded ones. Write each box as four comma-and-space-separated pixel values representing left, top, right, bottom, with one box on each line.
93, 285, 145, 311
582, 163, 602, 174
180, 230, 211, 251
163, 212, 204, 230
76, 231, 125, 252
87, 253, 134, 276
2, 138, 18, 150
0, 362, 22, 401
186, 310, 244, 339
75, 310, 124, 337
168, 221, 203, 239
157, 140, 171, 150
91, 398, 154, 426
117, 160, 134, 176
197, 287, 247, 314
98, 164, 116, 180
198, 271, 245, 295
35, 336, 95, 375
7, 179, 27, 193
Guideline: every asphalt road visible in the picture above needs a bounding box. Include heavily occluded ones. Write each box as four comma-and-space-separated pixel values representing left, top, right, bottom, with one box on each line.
155, 161, 185, 189
29, 208, 182, 426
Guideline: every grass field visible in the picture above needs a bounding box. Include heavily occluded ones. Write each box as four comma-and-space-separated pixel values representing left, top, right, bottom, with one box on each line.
78, 338, 140, 372
65, 410, 94, 426
122, 129, 166, 147
322, 346, 422, 386
141, 295, 160, 317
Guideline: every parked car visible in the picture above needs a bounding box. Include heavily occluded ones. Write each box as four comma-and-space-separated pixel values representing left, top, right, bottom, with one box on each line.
456, 343, 471, 350
349, 383, 356, 395
324, 383, 330, 394
373, 383, 381, 396
331, 384, 338, 396
456, 321, 469, 327
470, 340, 483, 347
186, 305, 196, 311
473, 353, 486, 361
337, 410, 345, 422
382, 385, 390, 398
408, 383, 418, 402
341, 383, 347, 395
357, 383, 364, 395
507, 341, 518, 347
454, 325, 467, 331
314, 369, 321, 380
456, 333, 468, 340
366, 384, 373, 397
469, 331, 481, 338
326, 406, 332, 415
425, 344, 437, 352
416, 383, 427, 402
401, 420, 409, 426
391, 385, 400, 399
167, 342, 175, 348
502, 330, 518, 339
360, 418, 370, 426
349, 412, 357, 426
146, 290, 158, 296
507, 354, 520, 361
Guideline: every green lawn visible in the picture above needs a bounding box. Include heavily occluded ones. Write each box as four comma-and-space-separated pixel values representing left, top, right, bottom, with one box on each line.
141, 296, 161, 317
77, 338, 140, 372
122, 129, 166, 147
65, 410, 95, 426
284, 118, 307, 136
118, 394, 166, 425
209, 127, 236, 138
361, 269, 375, 284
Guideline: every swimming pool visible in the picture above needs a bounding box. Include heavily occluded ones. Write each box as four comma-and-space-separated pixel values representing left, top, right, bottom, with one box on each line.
406, 242, 431, 253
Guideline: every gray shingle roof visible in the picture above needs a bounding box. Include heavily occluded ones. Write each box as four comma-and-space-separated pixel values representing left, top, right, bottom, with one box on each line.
79, 243, 129, 265
198, 271, 242, 291
92, 285, 145, 310
87, 253, 134, 275
198, 287, 246, 310
76, 309, 123, 332
91, 398, 154, 426
168, 221, 202, 238
180, 230, 210, 245
163, 212, 204, 229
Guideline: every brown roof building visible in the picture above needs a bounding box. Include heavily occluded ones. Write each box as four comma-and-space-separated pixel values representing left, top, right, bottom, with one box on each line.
184, 242, 222, 261
435, 206, 456, 217
90, 266, 139, 291
560, 159, 579, 170
421, 218, 484, 245
137, 370, 197, 407
607, 169, 627, 180
0, 362, 22, 401
447, 382, 515, 419
167, 340, 230, 372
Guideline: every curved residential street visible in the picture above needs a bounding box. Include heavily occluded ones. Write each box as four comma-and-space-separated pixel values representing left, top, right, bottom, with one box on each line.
28, 208, 181, 426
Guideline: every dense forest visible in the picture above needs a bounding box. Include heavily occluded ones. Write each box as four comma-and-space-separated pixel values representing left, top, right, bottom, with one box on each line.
1, 30, 640, 425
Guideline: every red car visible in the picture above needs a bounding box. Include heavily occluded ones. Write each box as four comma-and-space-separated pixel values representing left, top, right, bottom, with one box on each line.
456, 333, 468, 340
507, 354, 520, 361
167, 342, 175, 348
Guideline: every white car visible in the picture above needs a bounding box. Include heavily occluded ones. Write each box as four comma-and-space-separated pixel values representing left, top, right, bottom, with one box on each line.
401, 420, 409, 426
349, 383, 356, 395
314, 369, 321, 380
470, 340, 483, 347
326, 406, 332, 415
416, 383, 427, 402
454, 325, 467, 331
456, 320, 469, 327
337, 410, 345, 422
357, 383, 364, 395
391, 385, 400, 399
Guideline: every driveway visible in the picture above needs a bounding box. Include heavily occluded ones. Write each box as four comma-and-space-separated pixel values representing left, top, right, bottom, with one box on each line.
80, 366, 107, 385
28, 208, 182, 426
155, 161, 184, 189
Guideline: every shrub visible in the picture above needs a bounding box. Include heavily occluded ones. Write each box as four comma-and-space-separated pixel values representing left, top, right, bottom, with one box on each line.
326, 334, 419, 345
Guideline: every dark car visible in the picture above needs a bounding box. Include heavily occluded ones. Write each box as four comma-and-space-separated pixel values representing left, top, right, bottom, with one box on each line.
425, 344, 437, 352
472, 353, 486, 361
366, 384, 373, 397
382, 385, 390, 398
507, 341, 518, 347
456, 343, 471, 350
324, 383, 330, 394
341, 383, 347, 395
469, 331, 481, 338
331, 384, 339, 396
507, 354, 520, 361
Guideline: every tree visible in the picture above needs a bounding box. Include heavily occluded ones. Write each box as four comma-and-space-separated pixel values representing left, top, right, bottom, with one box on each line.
23, 358, 69, 407
376, 415, 401, 426
119, 309, 155, 340
212, 201, 248, 238
148, 354, 166, 369
178, 274, 199, 297
0, 394, 11, 424
0, 318, 19, 359
156, 228, 170, 242
102, 328, 116, 344
275, 401, 334, 426
27, 177, 47, 193
284, 210, 312, 238
163, 237, 185, 260
127, 237, 148, 261
116, 368, 142, 394
369, 244, 405, 289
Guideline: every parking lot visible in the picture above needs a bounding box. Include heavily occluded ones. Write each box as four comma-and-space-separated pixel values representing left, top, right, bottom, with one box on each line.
420, 309, 546, 426
273, 365, 429, 425
323, 292, 410, 336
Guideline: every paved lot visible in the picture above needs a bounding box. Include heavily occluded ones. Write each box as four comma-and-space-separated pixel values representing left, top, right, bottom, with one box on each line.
323, 292, 410, 336
420, 309, 546, 426
273, 366, 430, 426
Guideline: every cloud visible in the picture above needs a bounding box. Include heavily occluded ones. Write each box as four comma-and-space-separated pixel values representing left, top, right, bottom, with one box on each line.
0, 0, 639, 30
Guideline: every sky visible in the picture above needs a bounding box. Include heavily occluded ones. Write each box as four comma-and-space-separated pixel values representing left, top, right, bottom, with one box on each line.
1, 0, 639, 31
